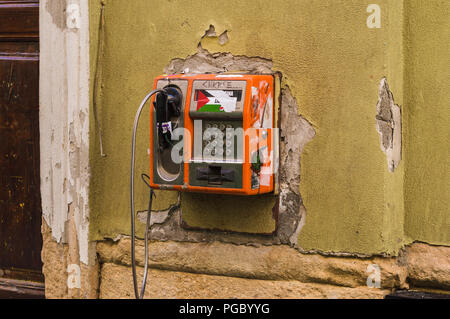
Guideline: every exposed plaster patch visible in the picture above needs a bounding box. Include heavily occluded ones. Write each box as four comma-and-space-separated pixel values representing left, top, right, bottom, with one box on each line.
218, 31, 229, 45
137, 206, 176, 226
138, 46, 315, 248
165, 46, 272, 75
289, 205, 307, 246
376, 78, 402, 172
147, 207, 278, 246
199, 25, 230, 47
277, 87, 316, 245
202, 24, 217, 38
41, 219, 100, 299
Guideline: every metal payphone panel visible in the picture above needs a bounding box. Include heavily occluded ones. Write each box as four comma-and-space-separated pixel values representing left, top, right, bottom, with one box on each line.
149, 74, 276, 195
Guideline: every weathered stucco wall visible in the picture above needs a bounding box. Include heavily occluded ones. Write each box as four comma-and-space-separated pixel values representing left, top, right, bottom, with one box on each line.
403, 0, 450, 245
88, 0, 415, 256
39, 0, 449, 299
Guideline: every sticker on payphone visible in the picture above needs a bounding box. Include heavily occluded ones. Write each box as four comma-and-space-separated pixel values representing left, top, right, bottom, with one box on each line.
194, 89, 243, 113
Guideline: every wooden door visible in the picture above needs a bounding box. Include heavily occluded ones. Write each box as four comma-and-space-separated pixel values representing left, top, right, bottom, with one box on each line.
0, 0, 43, 296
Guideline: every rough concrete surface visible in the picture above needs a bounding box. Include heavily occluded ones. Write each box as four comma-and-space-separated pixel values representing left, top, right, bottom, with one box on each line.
137, 208, 277, 247
100, 263, 390, 299
277, 88, 316, 245
41, 219, 99, 299
97, 239, 408, 290
406, 243, 450, 290
96, 239, 450, 298
41, 219, 69, 298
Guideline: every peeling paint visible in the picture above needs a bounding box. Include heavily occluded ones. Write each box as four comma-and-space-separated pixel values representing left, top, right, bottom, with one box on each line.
165, 46, 273, 76
376, 78, 402, 172
199, 24, 230, 46
202, 24, 217, 38
277, 87, 316, 245
218, 31, 229, 45
40, 0, 91, 266
45, 0, 67, 30
145, 207, 278, 246
137, 204, 177, 227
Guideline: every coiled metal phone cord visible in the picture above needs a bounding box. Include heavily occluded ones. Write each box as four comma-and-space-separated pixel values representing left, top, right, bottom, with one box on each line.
130, 89, 165, 299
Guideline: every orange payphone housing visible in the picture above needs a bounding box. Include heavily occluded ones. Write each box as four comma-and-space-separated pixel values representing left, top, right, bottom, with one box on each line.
149, 74, 276, 195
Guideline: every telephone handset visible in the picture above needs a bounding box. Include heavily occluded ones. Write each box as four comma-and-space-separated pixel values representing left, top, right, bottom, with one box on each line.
154, 86, 182, 151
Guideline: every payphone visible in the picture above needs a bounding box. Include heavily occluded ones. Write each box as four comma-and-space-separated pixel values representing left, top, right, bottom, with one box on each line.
150, 74, 276, 195
130, 74, 278, 299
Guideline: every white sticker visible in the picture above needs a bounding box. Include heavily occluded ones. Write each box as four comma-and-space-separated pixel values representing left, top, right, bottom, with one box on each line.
161, 122, 172, 134
206, 90, 237, 112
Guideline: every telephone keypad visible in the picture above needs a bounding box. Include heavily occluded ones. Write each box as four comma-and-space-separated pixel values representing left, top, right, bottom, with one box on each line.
202, 120, 242, 161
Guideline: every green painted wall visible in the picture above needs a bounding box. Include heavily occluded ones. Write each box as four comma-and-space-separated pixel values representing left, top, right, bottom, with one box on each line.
290, 0, 406, 255
404, 0, 450, 245
88, 0, 449, 254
